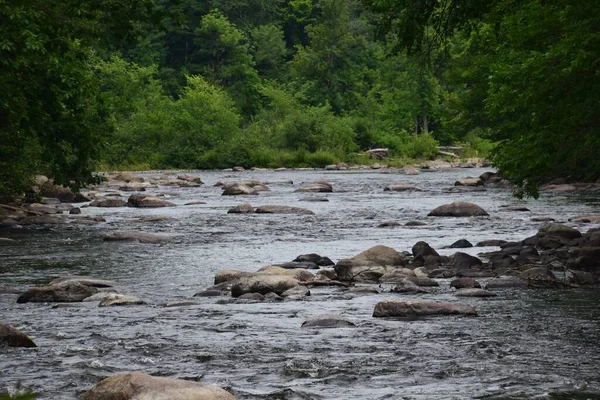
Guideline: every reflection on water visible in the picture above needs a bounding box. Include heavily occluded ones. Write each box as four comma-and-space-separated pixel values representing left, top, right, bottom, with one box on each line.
1, 168, 599, 399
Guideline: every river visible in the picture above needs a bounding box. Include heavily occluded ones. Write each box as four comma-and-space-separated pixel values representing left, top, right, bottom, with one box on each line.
1, 167, 599, 399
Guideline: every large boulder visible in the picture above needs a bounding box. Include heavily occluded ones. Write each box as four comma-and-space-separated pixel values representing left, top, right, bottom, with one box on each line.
227, 203, 254, 214
255, 205, 314, 215
39, 182, 76, 202
0, 324, 36, 347
103, 231, 168, 244
373, 300, 477, 318
335, 245, 405, 281
80, 371, 236, 400
90, 197, 127, 207
17, 282, 98, 303
301, 315, 355, 328
222, 184, 258, 196
412, 241, 439, 258
428, 201, 489, 217
449, 252, 483, 269
537, 223, 582, 240
127, 194, 175, 208
214, 269, 254, 285
231, 275, 299, 297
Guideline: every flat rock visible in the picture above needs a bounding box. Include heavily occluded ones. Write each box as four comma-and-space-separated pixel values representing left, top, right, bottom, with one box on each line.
80, 371, 236, 400
255, 205, 314, 215
228, 203, 254, 213
428, 201, 489, 217
0, 324, 36, 347
281, 285, 310, 298
455, 288, 497, 297
537, 223, 582, 240
17, 282, 98, 303
294, 182, 333, 193
476, 240, 508, 247
569, 215, 600, 223
90, 197, 127, 207
302, 315, 355, 328
49, 276, 118, 288
103, 231, 168, 244
231, 275, 299, 298
127, 194, 176, 208
450, 277, 481, 289
99, 293, 145, 307
384, 184, 422, 192
455, 178, 483, 187
222, 184, 259, 196
373, 300, 477, 318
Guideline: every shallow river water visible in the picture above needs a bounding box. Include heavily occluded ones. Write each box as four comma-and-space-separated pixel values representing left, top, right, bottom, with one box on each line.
1, 168, 600, 399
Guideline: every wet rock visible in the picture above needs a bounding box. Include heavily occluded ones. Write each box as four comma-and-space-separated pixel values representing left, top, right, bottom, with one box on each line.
103, 231, 168, 244
301, 315, 355, 328
345, 286, 381, 295
275, 262, 319, 270
83, 292, 117, 302
294, 181, 333, 193
222, 184, 258, 196
488, 253, 517, 270
456, 270, 495, 278
49, 276, 118, 288
299, 197, 329, 202
118, 181, 149, 191
428, 201, 489, 217
484, 278, 527, 289
39, 182, 76, 202
405, 220, 427, 227
90, 197, 127, 207
0, 324, 36, 347
537, 223, 582, 240
405, 276, 439, 287
99, 293, 145, 307
177, 174, 203, 184
502, 205, 530, 212
412, 241, 439, 258
542, 184, 577, 192
379, 269, 414, 283
455, 288, 497, 297
520, 267, 558, 285
127, 194, 175, 208
194, 289, 225, 297
281, 285, 310, 298
413, 267, 430, 277
567, 247, 600, 272
237, 293, 265, 301
448, 239, 473, 249
22, 215, 67, 224
335, 245, 405, 281
455, 177, 483, 187
315, 269, 338, 281
537, 236, 570, 250
384, 184, 422, 192
428, 268, 455, 278
568, 270, 596, 285
110, 172, 144, 183
161, 300, 198, 307
214, 270, 254, 285
69, 207, 81, 215
80, 371, 236, 400
255, 205, 314, 215
378, 220, 402, 227
391, 279, 430, 294
449, 252, 483, 269
227, 203, 254, 214
17, 282, 98, 303
476, 240, 508, 247
231, 275, 300, 297
256, 266, 315, 282
373, 300, 477, 318
569, 214, 600, 223
450, 277, 481, 289
293, 254, 334, 266
264, 292, 284, 301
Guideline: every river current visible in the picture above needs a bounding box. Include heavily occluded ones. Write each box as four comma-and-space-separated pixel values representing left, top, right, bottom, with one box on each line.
1, 168, 599, 399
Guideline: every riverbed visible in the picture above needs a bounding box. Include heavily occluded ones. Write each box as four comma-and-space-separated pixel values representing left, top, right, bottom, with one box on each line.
1, 168, 599, 399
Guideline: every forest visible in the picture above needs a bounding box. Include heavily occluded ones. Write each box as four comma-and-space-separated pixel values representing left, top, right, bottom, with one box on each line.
0, 0, 598, 197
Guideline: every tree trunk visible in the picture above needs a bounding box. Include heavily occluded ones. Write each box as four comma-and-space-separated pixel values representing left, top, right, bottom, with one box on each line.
423, 114, 429, 135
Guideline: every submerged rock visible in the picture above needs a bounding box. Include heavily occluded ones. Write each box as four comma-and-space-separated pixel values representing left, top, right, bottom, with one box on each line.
99, 293, 145, 307
103, 231, 168, 244
90, 197, 127, 207
222, 184, 258, 196
301, 315, 355, 328
227, 203, 254, 214
450, 277, 481, 289
384, 184, 422, 192
49, 276, 118, 288
127, 194, 176, 208
0, 324, 36, 348
455, 288, 497, 297
373, 300, 477, 318
255, 205, 314, 215
428, 201, 489, 217
80, 371, 236, 400
17, 282, 98, 303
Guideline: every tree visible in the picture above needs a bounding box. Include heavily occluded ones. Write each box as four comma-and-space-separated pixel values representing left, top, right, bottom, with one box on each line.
0, 0, 156, 196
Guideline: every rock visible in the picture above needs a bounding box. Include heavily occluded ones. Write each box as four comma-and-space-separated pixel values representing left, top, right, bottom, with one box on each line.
90, 197, 127, 207
378, 220, 402, 227
569, 215, 600, 223
194, 289, 225, 297
227, 203, 255, 214
256, 266, 315, 282
448, 239, 473, 249
281, 285, 310, 298
0, 324, 36, 347
537, 223, 582, 240
405, 276, 439, 287
293, 254, 334, 266
162, 300, 199, 307
238, 293, 265, 301
503, 205, 530, 212
391, 279, 430, 294
449, 252, 483, 269
40, 182, 76, 202
99, 293, 145, 307
520, 267, 557, 284
184, 201, 207, 206
0, 284, 20, 294
335, 245, 405, 281
568, 270, 595, 285
367, 148, 389, 159
69, 207, 81, 215
484, 278, 527, 289
373, 300, 477, 318
274, 262, 319, 270
384, 184, 422, 192
413, 267, 430, 277
127, 194, 175, 208
428, 268, 455, 278
80, 371, 236, 400
450, 277, 481, 289
412, 241, 439, 258
17, 282, 98, 303
218, 180, 262, 189
110, 172, 144, 183
177, 174, 203, 184
567, 247, 600, 271
428, 201, 489, 217
302, 315, 355, 328
294, 182, 333, 193
103, 231, 168, 244
542, 184, 577, 192
231, 275, 300, 297
455, 288, 498, 297
83, 292, 117, 302
255, 205, 314, 215
49, 276, 118, 288
299, 197, 329, 202
405, 220, 427, 227
455, 178, 483, 187
118, 181, 149, 191
379, 269, 414, 283
214, 270, 254, 285
476, 240, 508, 247
222, 184, 258, 196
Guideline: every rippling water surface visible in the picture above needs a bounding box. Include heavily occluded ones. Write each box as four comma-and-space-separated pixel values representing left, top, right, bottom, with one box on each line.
1, 168, 600, 399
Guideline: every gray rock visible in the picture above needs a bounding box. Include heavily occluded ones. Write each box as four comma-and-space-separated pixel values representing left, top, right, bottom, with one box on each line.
255, 205, 314, 215
537, 223, 582, 240
405, 276, 439, 287
49, 276, 118, 288
455, 288, 497, 297
294, 182, 333, 193
449, 239, 473, 248
99, 293, 145, 307
79, 371, 236, 400
484, 278, 527, 289
222, 184, 258, 196
412, 241, 439, 258
90, 197, 127, 207
231, 275, 299, 297
103, 231, 168, 244
476, 240, 508, 247
302, 315, 355, 328
281, 285, 310, 298
449, 252, 483, 269
450, 277, 481, 289
391, 279, 430, 294
384, 184, 422, 192
127, 194, 175, 208
428, 201, 489, 217
373, 299, 477, 317
227, 203, 254, 213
